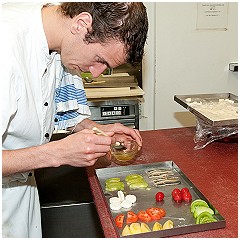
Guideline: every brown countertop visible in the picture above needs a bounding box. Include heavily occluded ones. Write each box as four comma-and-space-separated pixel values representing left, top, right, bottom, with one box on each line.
86, 127, 238, 238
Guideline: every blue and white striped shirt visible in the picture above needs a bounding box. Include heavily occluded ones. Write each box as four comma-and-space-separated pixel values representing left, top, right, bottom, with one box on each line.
54, 54, 91, 131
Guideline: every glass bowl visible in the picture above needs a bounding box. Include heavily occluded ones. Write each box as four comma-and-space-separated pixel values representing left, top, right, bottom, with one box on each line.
110, 138, 139, 165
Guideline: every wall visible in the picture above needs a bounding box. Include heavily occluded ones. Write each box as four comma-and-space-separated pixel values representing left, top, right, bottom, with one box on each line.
141, 2, 238, 130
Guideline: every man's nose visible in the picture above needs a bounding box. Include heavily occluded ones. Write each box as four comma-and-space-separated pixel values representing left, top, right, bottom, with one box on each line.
89, 65, 108, 78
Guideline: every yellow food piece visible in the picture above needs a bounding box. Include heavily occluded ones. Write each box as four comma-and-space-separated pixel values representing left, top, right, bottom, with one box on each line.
130, 223, 141, 234
122, 225, 132, 236
152, 222, 163, 231
162, 220, 174, 230
140, 223, 151, 233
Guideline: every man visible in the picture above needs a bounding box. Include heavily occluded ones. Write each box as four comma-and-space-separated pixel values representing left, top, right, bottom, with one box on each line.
2, 2, 148, 237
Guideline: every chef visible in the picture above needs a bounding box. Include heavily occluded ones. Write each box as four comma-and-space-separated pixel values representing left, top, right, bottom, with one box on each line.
2, 2, 148, 237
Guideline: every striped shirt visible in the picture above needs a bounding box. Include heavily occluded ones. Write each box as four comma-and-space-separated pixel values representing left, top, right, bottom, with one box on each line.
54, 54, 91, 131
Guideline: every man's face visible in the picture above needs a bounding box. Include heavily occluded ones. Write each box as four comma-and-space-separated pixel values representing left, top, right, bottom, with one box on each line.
60, 36, 126, 78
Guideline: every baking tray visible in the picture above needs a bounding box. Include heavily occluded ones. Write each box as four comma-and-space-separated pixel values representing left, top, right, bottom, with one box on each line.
174, 93, 238, 126
96, 161, 226, 238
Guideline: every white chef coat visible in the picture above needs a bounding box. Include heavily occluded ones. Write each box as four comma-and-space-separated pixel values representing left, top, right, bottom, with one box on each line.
2, 3, 90, 238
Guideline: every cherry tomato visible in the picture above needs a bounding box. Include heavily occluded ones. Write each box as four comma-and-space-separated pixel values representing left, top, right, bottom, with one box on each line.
172, 189, 182, 203
126, 210, 138, 224
173, 193, 182, 203
172, 188, 181, 197
182, 191, 192, 202
155, 192, 165, 201
181, 187, 189, 195
137, 210, 152, 222
115, 214, 124, 228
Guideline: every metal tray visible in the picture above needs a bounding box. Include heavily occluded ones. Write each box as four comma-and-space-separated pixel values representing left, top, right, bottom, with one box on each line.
96, 161, 226, 238
174, 93, 238, 126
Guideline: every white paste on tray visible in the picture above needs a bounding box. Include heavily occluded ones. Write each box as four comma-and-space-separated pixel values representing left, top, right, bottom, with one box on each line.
188, 98, 238, 121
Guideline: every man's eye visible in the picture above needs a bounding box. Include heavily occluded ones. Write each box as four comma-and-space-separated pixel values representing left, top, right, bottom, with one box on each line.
96, 58, 105, 64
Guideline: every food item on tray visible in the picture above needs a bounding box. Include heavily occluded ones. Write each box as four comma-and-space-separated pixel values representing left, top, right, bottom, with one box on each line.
146, 168, 181, 187
121, 219, 174, 236
125, 194, 137, 204
129, 181, 148, 190
196, 212, 217, 224
172, 188, 182, 203
115, 214, 124, 228
109, 197, 121, 204
122, 225, 132, 236
105, 178, 125, 192
120, 199, 132, 209
126, 211, 138, 224
181, 191, 192, 202
190, 199, 209, 213
172, 188, 192, 203
122, 222, 151, 236
109, 191, 137, 210
125, 174, 143, 182
105, 177, 121, 184
137, 207, 166, 222
188, 98, 238, 121
117, 190, 125, 202
181, 187, 190, 195
137, 210, 152, 222
125, 174, 149, 190
140, 223, 151, 233
155, 191, 165, 201
146, 207, 166, 220
129, 223, 142, 234
105, 181, 124, 192
193, 206, 214, 219
110, 202, 122, 211
152, 222, 163, 231
190, 199, 217, 224
162, 220, 174, 230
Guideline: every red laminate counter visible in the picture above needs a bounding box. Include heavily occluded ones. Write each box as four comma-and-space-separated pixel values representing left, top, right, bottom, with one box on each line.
86, 127, 238, 238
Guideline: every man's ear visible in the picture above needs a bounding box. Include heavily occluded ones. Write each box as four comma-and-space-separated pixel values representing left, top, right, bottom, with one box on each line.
70, 12, 92, 34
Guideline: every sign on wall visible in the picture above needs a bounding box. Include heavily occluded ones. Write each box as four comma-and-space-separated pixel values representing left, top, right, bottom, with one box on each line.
197, 3, 229, 30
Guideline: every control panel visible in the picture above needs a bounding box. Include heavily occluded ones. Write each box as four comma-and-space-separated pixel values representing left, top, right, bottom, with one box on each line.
101, 106, 130, 117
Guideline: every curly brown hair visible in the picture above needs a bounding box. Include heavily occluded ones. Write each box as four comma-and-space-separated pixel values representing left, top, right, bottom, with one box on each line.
59, 2, 148, 66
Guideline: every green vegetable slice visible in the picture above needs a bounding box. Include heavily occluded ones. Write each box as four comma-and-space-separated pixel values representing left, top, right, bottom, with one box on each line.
125, 174, 143, 182
129, 181, 148, 190
190, 199, 209, 213
105, 182, 124, 192
126, 178, 145, 185
105, 178, 121, 184
196, 211, 217, 224
193, 206, 214, 219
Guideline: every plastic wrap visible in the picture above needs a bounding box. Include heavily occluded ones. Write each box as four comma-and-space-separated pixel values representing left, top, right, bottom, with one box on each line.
194, 117, 238, 150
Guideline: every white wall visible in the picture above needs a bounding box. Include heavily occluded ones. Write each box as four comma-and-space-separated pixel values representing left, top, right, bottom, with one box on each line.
141, 2, 238, 130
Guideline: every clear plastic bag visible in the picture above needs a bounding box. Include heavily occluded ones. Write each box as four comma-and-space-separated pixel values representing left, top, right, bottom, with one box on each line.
194, 117, 238, 150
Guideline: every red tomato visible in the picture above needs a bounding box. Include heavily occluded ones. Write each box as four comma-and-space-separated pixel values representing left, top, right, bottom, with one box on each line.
181, 188, 189, 195
126, 211, 138, 224
146, 207, 166, 220
137, 210, 152, 222
156, 207, 166, 218
182, 191, 192, 202
155, 192, 165, 201
115, 214, 124, 228
146, 208, 161, 220
172, 188, 181, 197
172, 193, 182, 203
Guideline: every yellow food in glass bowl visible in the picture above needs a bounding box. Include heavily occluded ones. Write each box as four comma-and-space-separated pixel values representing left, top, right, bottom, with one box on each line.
110, 139, 139, 163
